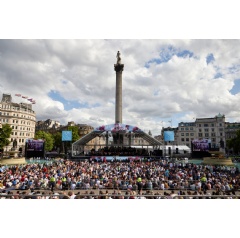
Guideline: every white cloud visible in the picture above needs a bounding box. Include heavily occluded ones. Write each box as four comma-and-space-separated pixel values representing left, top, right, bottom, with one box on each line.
1, 39, 240, 136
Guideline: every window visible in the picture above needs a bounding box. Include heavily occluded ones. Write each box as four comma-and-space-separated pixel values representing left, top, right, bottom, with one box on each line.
181, 133, 184, 136
211, 123, 214, 127
211, 128, 215, 132
190, 133, 194, 136
186, 138, 189, 141
186, 133, 189, 136
211, 133, 215, 137
205, 133, 209, 137
181, 128, 184, 131
204, 124, 208, 127
185, 127, 189, 130
199, 133, 202, 137
204, 128, 209, 132
199, 124, 201, 127
181, 138, 185, 141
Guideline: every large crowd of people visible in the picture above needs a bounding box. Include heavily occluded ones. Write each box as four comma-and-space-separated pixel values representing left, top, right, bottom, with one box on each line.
1, 158, 240, 199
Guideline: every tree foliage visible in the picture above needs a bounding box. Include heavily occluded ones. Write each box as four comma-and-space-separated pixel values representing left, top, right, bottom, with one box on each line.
67, 126, 80, 142
0, 124, 12, 151
52, 132, 62, 151
226, 130, 240, 154
35, 130, 54, 152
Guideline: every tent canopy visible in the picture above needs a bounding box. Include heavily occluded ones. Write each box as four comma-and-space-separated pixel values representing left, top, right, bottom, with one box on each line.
72, 123, 162, 147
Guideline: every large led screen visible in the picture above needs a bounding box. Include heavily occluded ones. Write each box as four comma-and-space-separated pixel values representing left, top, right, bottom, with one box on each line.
192, 139, 211, 151
26, 139, 44, 151
62, 131, 72, 141
164, 131, 174, 142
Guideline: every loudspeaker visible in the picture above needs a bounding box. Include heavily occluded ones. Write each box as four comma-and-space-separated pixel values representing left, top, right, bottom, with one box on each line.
168, 147, 171, 155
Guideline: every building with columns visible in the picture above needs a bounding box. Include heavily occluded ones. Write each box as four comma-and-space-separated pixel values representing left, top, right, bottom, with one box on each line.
0, 93, 36, 154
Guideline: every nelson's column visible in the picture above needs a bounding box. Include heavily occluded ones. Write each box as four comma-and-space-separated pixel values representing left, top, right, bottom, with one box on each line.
114, 51, 124, 145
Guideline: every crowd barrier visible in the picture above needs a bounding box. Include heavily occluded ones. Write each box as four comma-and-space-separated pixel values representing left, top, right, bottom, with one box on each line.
1, 193, 240, 199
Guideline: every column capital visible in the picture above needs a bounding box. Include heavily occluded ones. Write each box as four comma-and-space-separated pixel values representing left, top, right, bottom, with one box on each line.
114, 64, 124, 72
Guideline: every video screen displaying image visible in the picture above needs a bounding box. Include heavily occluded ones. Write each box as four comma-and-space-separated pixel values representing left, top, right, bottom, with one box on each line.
27, 139, 44, 151
192, 139, 210, 151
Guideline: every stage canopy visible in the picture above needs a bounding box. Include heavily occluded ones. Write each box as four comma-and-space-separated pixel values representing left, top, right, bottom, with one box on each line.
72, 123, 162, 152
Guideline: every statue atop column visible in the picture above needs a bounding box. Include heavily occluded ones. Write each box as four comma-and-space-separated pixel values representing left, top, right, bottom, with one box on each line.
116, 51, 121, 64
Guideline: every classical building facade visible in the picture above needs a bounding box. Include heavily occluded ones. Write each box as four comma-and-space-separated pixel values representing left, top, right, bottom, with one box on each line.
0, 93, 36, 153
177, 113, 226, 149
36, 119, 61, 134
177, 122, 196, 148
225, 122, 240, 140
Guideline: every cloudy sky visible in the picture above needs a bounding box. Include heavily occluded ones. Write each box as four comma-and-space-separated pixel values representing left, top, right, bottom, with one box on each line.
1, 39, 240, 135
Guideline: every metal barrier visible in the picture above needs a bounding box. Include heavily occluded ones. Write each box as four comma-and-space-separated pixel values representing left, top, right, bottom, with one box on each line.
1, 193, 240, 199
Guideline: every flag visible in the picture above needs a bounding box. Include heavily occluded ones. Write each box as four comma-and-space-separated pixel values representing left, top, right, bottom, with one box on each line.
32, 101, 36, 104
22, 96, 28, 99
27, 98, 33, 101
15, 94, 21, 97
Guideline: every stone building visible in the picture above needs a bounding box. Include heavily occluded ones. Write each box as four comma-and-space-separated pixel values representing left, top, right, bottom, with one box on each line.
0, 93, 36, 154
225, 122, 240, 140
176, 113, 226, 151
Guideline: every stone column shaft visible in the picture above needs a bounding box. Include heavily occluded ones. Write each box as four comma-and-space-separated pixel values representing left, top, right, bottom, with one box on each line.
114, 63, 124, 124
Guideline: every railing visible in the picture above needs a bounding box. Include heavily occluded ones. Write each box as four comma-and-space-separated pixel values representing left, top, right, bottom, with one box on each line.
1, 193, 240, 199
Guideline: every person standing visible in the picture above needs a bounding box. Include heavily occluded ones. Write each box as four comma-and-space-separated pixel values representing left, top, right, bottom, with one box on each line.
49, 174, 56, 192
137, 177, 143, 194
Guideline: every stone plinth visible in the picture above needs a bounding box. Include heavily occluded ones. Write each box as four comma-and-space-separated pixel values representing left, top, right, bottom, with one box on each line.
202, 157, 234, 166
0, 157, 27, 165
202, 151, 234, 166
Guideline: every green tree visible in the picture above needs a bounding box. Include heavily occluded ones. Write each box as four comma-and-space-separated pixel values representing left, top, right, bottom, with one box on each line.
35, 131, 54, 152
52, 132, 62, 152
226, 129, 240, 154
67, 126, 80, 142
0, 123, 12, 151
